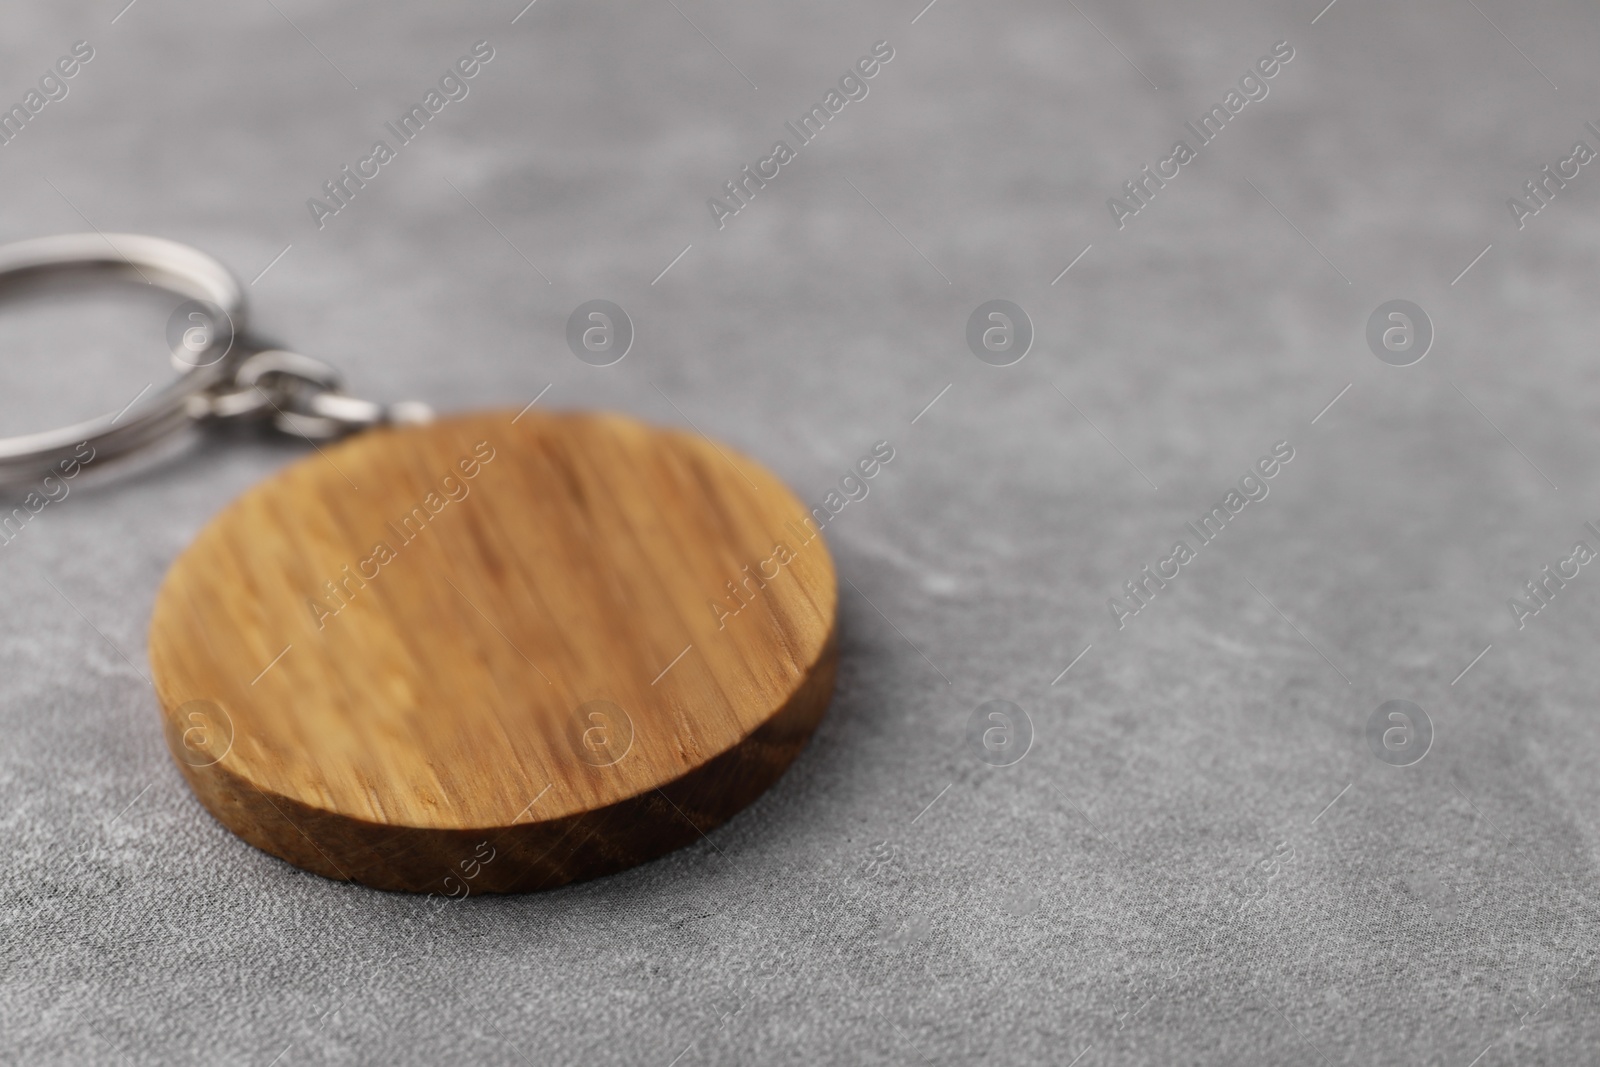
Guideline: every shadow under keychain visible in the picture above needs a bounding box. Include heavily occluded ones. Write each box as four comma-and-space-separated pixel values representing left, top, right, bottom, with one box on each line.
1, 234, 838, 894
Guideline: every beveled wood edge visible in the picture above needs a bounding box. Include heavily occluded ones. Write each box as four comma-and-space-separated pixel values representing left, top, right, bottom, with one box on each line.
166, 628, 839, 894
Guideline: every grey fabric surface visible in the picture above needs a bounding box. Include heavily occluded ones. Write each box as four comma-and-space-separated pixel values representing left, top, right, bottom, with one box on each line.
5, 0, 1600, 1063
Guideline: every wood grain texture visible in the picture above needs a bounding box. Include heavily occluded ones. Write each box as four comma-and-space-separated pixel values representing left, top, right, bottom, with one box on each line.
148, 409, 837, 894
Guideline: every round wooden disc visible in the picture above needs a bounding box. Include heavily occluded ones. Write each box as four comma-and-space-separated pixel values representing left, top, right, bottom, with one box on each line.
149, 409, 837, 894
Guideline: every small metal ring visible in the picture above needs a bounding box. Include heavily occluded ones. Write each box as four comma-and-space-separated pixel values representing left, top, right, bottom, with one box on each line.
0, 233, 247, 487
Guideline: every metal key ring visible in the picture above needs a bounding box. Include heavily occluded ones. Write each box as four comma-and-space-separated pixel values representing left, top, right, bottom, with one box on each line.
0, 232, 431, 489
0, 232, 246, 487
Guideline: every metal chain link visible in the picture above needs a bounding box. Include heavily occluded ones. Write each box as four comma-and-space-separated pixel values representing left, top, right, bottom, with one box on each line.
194, 349, 433, 441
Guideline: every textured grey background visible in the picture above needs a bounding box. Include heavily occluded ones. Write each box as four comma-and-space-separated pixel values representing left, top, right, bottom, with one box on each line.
4, 0, 1600, 1063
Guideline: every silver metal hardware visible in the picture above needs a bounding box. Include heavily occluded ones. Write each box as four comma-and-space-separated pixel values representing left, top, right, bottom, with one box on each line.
0, 232, 430, 486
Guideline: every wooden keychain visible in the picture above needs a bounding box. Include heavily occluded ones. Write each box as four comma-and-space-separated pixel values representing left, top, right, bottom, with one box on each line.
0, 233, 838, 894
